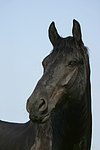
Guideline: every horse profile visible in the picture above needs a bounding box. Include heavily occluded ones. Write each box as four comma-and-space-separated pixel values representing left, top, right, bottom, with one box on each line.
0, 20, 92, 150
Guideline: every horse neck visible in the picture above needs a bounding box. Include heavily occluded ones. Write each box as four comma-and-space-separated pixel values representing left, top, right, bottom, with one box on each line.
51, 91, 91, 150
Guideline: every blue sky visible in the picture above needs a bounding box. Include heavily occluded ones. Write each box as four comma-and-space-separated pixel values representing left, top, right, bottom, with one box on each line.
0, 1, 100, 149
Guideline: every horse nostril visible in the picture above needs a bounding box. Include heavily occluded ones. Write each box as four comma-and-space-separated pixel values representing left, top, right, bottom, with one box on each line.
39, 99, 47, 112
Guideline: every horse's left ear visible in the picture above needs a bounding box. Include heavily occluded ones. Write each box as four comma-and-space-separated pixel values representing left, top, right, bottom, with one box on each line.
72, 19, 82, 42
48, 22, 61, 47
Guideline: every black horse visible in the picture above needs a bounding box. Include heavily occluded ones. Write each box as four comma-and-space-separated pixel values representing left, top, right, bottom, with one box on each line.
0, 20, 92, 150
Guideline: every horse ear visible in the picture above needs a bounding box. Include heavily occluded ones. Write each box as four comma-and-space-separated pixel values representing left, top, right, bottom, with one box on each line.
48, 22, 61, 46
72, 19, 82, 42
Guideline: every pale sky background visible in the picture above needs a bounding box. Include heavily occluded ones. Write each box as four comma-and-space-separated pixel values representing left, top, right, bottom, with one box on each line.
0, 0, 100, 149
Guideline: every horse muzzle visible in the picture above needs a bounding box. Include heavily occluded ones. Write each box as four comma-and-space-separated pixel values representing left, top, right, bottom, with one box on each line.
26, 96, 55, 124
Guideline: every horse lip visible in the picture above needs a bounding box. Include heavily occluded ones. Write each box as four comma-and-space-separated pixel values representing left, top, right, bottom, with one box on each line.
41, 113, 50, 123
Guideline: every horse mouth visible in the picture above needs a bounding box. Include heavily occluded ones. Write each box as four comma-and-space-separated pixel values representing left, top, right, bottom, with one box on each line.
41, 113, 50, 123
30, 113, 50, 124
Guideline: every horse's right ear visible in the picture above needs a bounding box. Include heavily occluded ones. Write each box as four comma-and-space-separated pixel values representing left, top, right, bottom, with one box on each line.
48, 22, 61, 47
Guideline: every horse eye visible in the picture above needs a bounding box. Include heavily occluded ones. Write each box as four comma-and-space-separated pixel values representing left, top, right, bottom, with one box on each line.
68, 61, 77, 67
